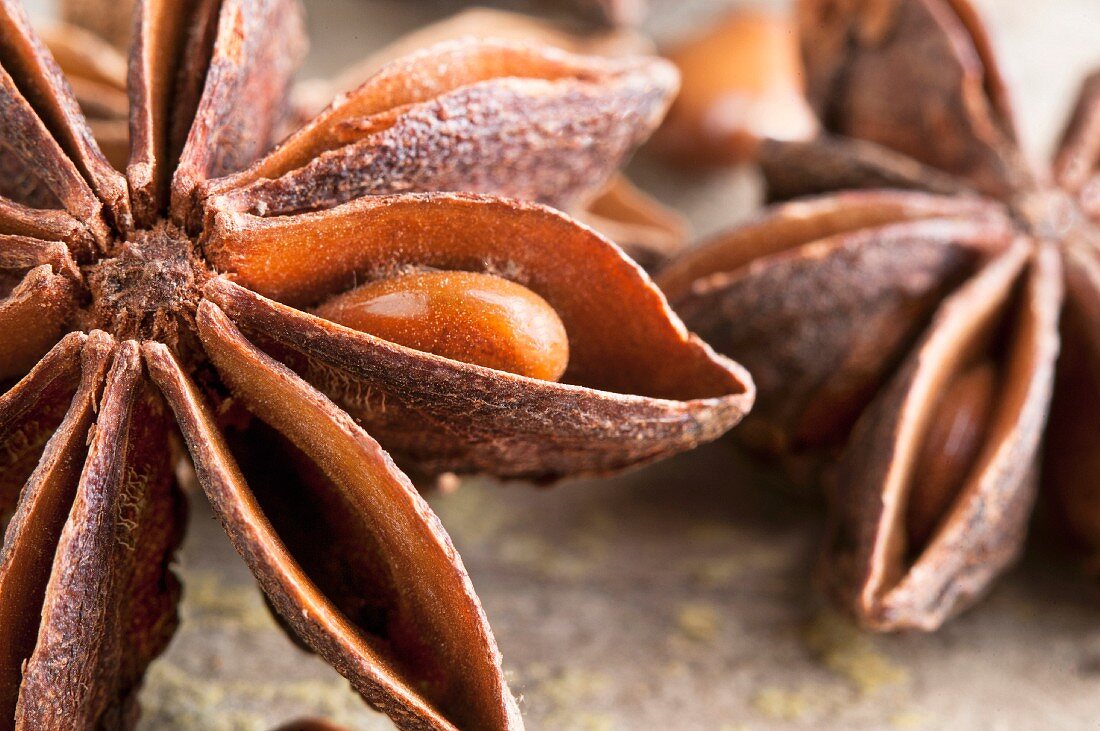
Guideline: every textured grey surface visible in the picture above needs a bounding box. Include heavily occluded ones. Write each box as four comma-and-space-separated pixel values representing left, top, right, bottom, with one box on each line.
21, 0, 1100, 729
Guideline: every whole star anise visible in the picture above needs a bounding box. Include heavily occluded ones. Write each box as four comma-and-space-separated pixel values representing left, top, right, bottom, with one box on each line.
0, 1, 754, 728
660, 0, 1100, 631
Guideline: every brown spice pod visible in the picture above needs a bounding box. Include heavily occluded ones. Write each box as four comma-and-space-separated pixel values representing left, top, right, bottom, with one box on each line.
284, 8, 684, 267
663, 0, 1100, 630
201, 192, 751, 479
0, 1, 744, 726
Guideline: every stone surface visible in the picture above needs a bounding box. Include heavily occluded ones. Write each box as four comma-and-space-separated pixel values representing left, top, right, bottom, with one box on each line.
21, 0, 1100, 728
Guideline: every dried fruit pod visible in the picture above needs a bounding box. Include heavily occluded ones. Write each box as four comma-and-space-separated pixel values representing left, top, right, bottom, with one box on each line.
200, 192, 751, 480
288, 7, 687, 268
654, 9, 818, 166
0, 1, 752, 727
662, 0, 1100, 631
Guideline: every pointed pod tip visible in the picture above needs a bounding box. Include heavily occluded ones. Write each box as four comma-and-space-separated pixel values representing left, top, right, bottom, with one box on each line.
202, 275, 236, 305
84, 329, 115, 352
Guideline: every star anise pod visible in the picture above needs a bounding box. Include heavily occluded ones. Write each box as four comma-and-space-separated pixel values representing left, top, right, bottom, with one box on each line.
288, 7, 687, 269
0, 1, 753, 728
659, 0, 1100, 631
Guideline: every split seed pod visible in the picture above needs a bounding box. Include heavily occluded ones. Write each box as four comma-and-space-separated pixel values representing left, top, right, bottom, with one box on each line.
0, 1, 753, 728
288, 7, 688, 269
660, 0, 1100, 631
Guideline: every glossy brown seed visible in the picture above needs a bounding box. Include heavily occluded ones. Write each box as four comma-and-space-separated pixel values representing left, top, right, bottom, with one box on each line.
907, 361, 998, 549
655, 10, 817, 166
315, 270, 570, 381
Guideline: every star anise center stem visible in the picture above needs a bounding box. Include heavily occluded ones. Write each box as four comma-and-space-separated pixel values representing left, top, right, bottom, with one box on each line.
81, 221, 211, 356
1012, 186, 1087, 242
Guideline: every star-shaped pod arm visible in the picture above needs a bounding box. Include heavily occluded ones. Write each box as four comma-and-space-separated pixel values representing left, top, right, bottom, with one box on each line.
191, 35, 753, 481
759, 0, 1034, 201
197, 193, 753, 481
286, 8, 687, 268
0, 0, 130, 254
0, 333, 185, 729
196, 36, 679, 228
146, 331, 523, 730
